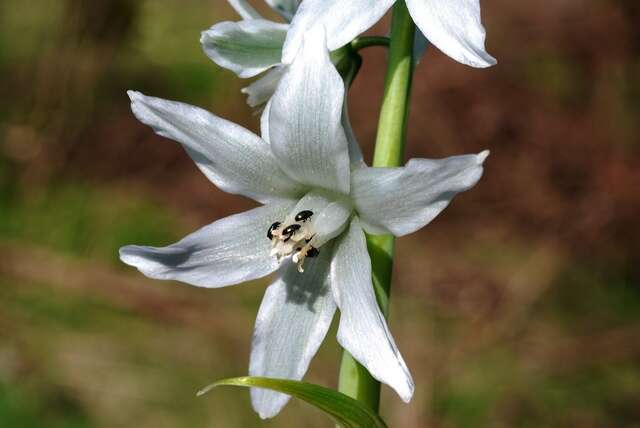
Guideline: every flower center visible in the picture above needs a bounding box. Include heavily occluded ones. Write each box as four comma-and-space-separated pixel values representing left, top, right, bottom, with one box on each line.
267, 210, 320, 273
266, 190, 353, 273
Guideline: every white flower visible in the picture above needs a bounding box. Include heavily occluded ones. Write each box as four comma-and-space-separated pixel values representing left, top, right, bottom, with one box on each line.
283, 0, 496, 68
120, 27, 488, 418
200, 0, 302, 109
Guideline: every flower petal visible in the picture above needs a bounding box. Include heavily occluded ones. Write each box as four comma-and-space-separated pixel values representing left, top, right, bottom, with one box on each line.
281, 0, 394, 64
249, 247, 335, 419
128, 91, 304, 203
339, 59, 366, 169
282, 191, 352, 245
242, 66, 286, 108
312, 201, 352, 247
227, 0, 262, 20
269, 26, 351, 194
260, 100, 272, 143
120, 202, 294, 288
264, 0, 301, 22
342, 84, 365, 168
331, 217, 414, 402
406, 0, 496, 68
287, 190, 333, 219
201, 19, 288, 78
352, 151, 488, 236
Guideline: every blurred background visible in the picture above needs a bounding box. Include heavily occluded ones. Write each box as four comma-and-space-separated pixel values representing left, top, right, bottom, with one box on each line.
1, 0, 639, 427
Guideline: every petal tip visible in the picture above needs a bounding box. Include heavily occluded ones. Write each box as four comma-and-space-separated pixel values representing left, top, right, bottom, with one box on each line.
474, 54, 498, 68
462, 52, 497, 69
199, 29, 209, 44
399, 380, 415, 403
200, 22, 231, 45
251, 391, 286, 420
126, 89, 141, 101
399, 393, 412, 403
118, 245, 140, 266
258, 410, 274, 420
477, 149, 490, 163
394, 365, 415, 403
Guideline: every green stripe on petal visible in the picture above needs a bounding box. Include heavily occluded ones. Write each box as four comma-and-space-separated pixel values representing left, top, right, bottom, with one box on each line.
201, 19, 288, 78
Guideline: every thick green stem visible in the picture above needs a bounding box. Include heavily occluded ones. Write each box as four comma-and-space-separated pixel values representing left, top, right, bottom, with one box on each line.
338, 0, 415, 413
371, 6, 415, 168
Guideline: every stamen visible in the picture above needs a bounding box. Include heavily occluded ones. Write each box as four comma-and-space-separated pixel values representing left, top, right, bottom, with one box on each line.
266, 214, 317, 272
294, 210, 314, 222
267, 221, 281, 240
282, 224, 301, 236
292, 241, 319, 272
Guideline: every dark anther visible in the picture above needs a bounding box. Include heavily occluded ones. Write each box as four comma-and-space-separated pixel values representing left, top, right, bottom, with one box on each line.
267, 221, 281, 240
282, 224, 301, 236
306, 247, 319, 258
294, 210, 314, 222
282, 224, 301, 242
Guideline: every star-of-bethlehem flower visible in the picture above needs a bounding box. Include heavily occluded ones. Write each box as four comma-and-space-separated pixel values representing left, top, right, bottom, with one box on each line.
283, 0, 496, 67
201, 0, 494, 111
200, 0, 300, 109
120, 27, 488, 419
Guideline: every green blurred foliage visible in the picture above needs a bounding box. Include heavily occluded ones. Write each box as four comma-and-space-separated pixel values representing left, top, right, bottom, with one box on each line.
0, 383, 89, 428
0, 181, 179, 263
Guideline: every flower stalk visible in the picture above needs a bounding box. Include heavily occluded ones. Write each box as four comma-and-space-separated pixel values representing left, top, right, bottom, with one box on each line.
350, 36, 390, 52
338, 0, 416, 412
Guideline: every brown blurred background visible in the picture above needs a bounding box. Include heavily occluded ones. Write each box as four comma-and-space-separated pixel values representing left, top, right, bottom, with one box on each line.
1, 0, 639, 427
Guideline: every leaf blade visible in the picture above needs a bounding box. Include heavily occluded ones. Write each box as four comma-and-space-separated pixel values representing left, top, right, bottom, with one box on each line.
197, 376, 388, 428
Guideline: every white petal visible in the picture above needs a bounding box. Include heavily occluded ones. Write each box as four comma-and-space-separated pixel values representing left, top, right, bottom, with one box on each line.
406, 0, 496, 68
128, 91, 304, 204
288, 191, 333, 219
201, 20, 288, 78
264, 0, 301, 21
120, 202, 294, 288
282, 191, 351, 242
250, 248, 335, 418
312, 201, 352, 247
273, 191, 352, 253
269, 26, 351, 194
242, 66, 286, 108
227, 0, 262, 20
281, 0, 394, 64
339, 58, 365, 169
260, 100, 272, 143
341, 83, 365, 169
352, 151, 488, 236
331, 217, 414, 402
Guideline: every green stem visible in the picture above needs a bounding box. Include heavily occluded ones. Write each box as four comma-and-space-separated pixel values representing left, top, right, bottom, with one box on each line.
338, 0, 415, 413
350, 36, 390, 52
371, 7, 415, 168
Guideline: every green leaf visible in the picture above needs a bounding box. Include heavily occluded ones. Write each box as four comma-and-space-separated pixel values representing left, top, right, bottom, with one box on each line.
197, 376, 388, 428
